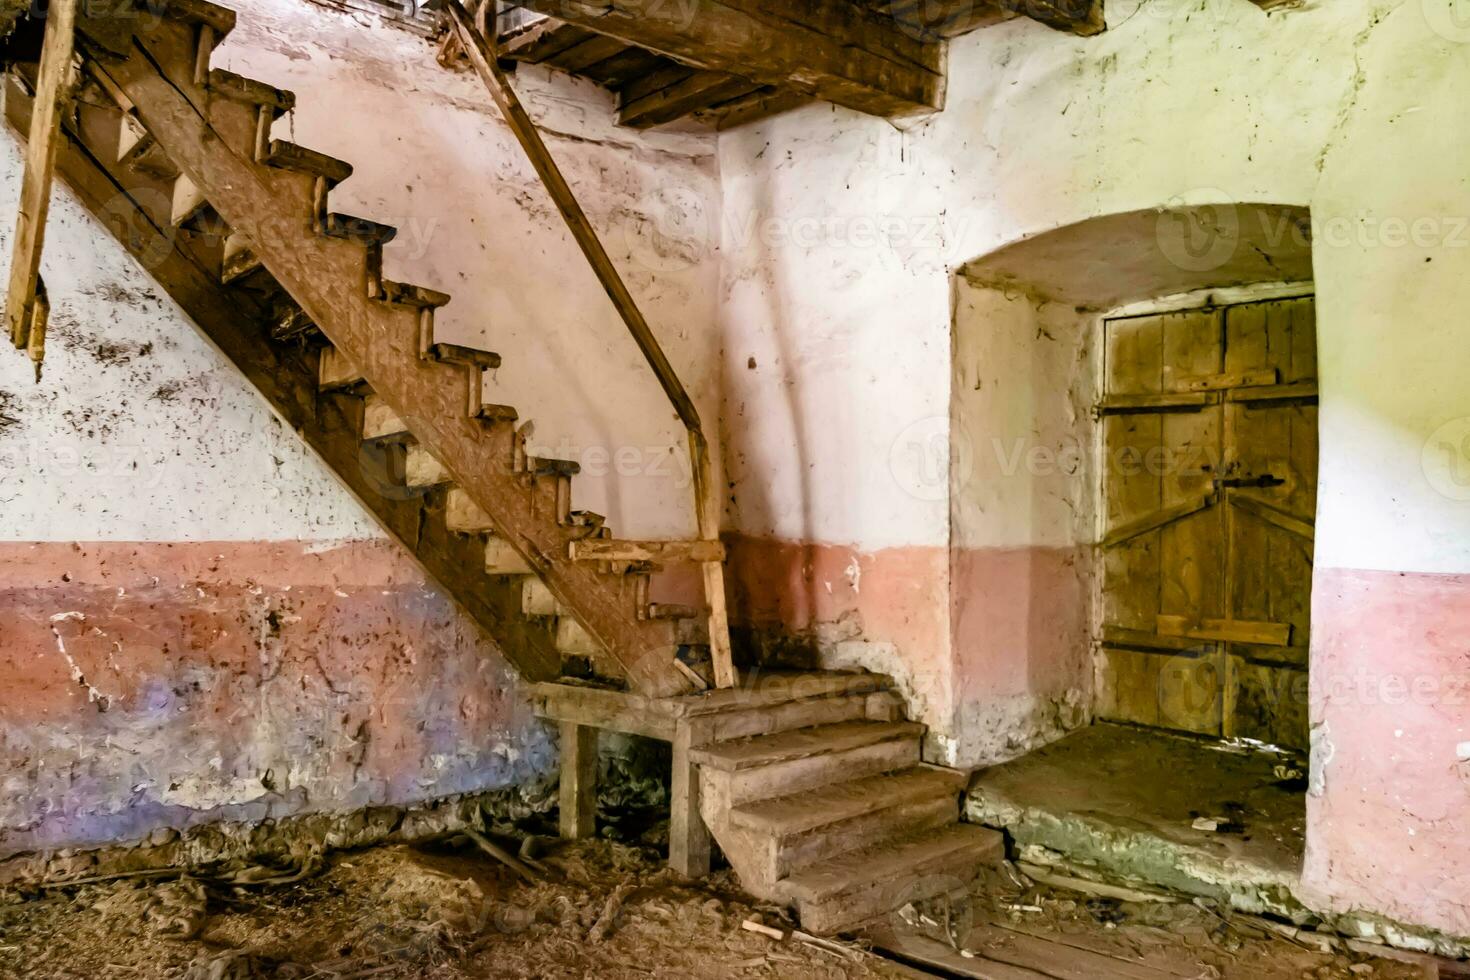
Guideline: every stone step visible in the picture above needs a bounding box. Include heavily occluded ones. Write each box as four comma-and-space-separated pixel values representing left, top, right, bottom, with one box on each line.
779, 824, 1005, 936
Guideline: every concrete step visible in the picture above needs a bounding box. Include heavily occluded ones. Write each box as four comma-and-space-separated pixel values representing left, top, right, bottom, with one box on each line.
779, 824, 1005, 936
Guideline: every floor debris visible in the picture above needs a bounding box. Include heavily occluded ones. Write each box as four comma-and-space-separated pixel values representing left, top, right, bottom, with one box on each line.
0, 838, 913, 979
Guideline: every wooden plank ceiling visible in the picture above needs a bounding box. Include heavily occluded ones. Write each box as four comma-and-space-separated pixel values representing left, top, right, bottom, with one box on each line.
480, 0, 1104, 130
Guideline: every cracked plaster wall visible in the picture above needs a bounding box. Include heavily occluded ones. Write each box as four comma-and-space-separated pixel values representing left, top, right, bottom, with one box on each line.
0, 0, 722, 857
716, 0, 1470, 936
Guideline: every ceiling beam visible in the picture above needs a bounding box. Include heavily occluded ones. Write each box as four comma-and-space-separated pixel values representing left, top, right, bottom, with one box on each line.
500, 0, 944, 118
859, 0, 1104, 38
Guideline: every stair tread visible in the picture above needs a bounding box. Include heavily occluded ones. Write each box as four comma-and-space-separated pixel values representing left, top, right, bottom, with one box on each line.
209, 69, 294, 113
780, 824, 1003, 904
166, 0, 237, 35
730, 765, 966, 836
431, 342, 501, 369
690, 720, 923, 772
672, 671, 891, 718
264, 140, 352, 184
530, 457, 581, 476
380, 280, 451, 309
324, 213, 397, 245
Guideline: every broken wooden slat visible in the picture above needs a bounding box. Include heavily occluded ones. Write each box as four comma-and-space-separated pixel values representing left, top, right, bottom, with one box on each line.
1156, 614, 1292, 647
569, 539, 726, 563
1101, 493, 1216, 549
5, 0, 78, 352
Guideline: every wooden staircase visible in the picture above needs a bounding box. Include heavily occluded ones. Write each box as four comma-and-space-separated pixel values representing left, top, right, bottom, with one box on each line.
12, 0, 714, 698
6, 0, 1003, 938
537, 672, 1003, 935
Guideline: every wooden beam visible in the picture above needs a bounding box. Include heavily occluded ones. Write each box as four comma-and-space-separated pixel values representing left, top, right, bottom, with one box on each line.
618, 71, 756, 129
669, 718, 714, 878
504, 0, 944, 118
1157, 615, 1292, 648
558, 721, 599, 840
5, 0, 78, 353
449, 2, 738, 691
569, 539, 727, 563
857, 0, 1103, 37
1102, 493, 1216, 549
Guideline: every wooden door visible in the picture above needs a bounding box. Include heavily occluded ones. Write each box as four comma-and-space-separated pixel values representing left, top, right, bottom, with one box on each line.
1097, 297, 1317, 749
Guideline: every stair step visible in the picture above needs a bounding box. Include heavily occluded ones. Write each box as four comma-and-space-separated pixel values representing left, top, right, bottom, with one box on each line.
555, 617, 599, 656
430, 342, 501, 370
476, 403, 519, 424
445, 488, 493, 533
567, 510, 605, 531
220, 232, 267, 287
270, 303, 318, 343
379, 280, 451, 309
778, 825, 1005, 935
691, 721, 924, 773
116, 114, 176, 178
170, 173, 212, 228
208, 69, 294, 114
262, 140, 352, 185
647, 603, 700, 620
324, 213, 397, 245
406, 445, 450, 488
165, 0, 238, 37
709, 690, 901, 744
485, 536, 532, 575
530, 457, 581, 476
522, 578, 562, 617
361, 397, 410, 441
318, 345, 364, 391
730, 766, 966, 837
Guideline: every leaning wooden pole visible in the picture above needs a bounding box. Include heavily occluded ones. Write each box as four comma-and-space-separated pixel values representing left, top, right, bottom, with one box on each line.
5, 0, 78, 378
446, 0, 738, 690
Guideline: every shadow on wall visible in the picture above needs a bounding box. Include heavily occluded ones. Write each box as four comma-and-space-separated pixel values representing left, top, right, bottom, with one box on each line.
947, 202, 1313, 767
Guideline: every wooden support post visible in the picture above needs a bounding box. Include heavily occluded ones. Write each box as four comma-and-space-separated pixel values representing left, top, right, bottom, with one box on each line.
558, 721, 599, 840
689, 429, 737, 690
5, 0, 78, 354
669, 718, 712, 878
447, 0, 738, 691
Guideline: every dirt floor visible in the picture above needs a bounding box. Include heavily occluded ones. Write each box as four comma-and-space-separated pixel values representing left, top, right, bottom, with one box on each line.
0, 836, 1445, 980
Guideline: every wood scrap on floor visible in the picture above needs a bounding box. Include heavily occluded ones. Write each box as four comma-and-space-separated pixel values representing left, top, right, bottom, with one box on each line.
869, 861, 1449, 980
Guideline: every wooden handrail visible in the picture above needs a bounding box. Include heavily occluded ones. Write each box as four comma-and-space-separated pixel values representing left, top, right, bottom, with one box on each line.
446, 0, 737, 689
